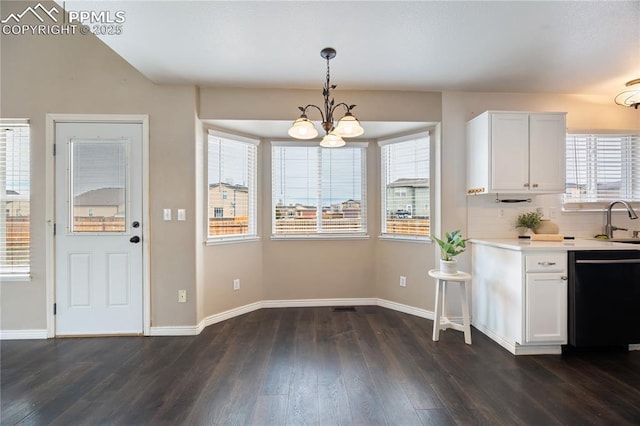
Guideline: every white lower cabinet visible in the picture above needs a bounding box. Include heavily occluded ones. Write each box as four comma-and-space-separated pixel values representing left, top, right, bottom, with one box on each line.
472, 243, 568, 355
525, 272, 567, 343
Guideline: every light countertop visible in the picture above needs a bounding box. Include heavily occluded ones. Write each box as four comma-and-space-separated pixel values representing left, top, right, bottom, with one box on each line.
469, 238, 640, 251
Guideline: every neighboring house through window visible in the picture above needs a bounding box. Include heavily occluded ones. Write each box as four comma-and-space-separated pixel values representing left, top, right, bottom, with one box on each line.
272, 142, 367, 236
1, 119, 30, 278
207, 130, 258, 241
380, 132, 430, 238
565, 133, 640, 207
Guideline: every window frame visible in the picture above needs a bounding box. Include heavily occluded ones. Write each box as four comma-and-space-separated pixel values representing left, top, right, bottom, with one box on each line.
1, 119, 31, 280
271, 141, 368, 240
379, 131, 431, 242
563, 131, 640, 212
206, 129, 259, 244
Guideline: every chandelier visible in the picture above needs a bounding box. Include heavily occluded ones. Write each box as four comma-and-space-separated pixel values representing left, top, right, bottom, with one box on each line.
287, 47, 364, 148
614, 78, 640, 109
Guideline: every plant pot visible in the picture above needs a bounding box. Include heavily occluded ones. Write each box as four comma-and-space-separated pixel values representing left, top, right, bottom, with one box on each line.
440, 259, 458, 275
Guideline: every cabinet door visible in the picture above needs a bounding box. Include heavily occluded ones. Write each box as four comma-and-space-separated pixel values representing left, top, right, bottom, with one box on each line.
490, 113, 529, 191
525, 273, 567, 343
529, 114, 566, 192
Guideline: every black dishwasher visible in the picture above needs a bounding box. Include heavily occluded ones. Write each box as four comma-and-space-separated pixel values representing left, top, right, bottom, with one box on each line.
568, 250, 640, 349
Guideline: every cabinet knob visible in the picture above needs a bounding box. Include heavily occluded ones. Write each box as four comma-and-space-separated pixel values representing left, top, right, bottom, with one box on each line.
523, 183, 530, 187
532, 183, 539, 188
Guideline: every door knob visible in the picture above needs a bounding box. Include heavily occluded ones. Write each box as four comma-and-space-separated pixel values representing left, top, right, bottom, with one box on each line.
129, 236, 141, 243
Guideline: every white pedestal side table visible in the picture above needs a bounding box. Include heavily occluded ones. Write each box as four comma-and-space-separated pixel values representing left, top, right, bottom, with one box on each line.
428, 269, 472, 344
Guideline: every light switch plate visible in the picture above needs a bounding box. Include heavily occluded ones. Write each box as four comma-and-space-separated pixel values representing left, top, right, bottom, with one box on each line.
177, 209, 186, 221
163, 208, 171, 221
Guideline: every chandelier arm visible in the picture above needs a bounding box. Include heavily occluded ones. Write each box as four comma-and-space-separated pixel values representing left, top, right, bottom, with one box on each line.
330, 102, 355, 116
300, 104, 327, 123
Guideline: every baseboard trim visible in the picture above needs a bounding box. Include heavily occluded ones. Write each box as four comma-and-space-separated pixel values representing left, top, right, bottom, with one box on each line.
471, 321, 517, 355
200, 301, 263, 329
377, 298, 434, 320
148, 325, 201, 336
0, 329, 49, 340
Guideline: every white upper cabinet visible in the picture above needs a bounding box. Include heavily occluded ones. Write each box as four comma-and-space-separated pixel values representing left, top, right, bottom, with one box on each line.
467, 111, 567, 194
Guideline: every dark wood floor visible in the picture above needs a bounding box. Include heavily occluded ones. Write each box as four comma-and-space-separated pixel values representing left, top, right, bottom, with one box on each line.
2, 306, 640, 425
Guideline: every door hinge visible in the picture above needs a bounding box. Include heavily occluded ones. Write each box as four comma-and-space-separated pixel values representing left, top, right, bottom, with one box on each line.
53, 223, 56, 235
53, 303, 57, 315
53, 143, 56, 156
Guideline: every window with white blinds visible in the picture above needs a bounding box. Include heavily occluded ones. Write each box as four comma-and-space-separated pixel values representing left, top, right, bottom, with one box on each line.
272, 143, 367, 236
1, 119, 30, 278
565, 133, 640, 205
380, 132, 430, 238
207, 130, 258, 242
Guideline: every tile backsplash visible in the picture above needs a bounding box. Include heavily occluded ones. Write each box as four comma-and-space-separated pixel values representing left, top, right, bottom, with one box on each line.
467, 193, 640, 239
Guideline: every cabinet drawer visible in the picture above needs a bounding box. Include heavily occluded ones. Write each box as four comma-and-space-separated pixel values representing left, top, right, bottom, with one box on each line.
525, 254, 566, 273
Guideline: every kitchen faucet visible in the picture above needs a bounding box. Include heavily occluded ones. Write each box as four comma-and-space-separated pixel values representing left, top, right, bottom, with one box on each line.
605, 200, 639, 238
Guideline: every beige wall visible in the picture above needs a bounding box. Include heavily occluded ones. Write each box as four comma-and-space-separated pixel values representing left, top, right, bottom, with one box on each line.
199, 88, 442, 321
1, 1, 197, 329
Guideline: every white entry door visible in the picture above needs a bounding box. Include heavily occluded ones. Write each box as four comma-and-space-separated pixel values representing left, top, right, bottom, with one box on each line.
55, 122, 143, 335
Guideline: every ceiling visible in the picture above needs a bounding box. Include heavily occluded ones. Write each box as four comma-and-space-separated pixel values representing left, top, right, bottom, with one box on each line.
58, 1, 639, 136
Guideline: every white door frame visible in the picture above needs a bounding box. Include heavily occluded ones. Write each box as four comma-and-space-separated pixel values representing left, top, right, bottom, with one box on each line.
45, 114, 150, 337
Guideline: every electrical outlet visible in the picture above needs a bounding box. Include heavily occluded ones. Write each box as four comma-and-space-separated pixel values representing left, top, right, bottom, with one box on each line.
233, 278, 240, 291
178, 290, 187, 303
399, 276, 407, 287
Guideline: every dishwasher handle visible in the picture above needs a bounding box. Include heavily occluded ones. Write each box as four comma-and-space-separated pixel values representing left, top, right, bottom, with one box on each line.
575, 259, 640, 264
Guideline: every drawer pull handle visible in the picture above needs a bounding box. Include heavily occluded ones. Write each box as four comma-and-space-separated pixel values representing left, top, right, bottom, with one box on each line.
561, 276, 568, 281
537, 261, 556, 266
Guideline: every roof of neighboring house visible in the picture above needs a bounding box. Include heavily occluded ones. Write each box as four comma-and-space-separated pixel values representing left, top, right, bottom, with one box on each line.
74, 188, 125, 206
5, 190, 19, 195
209, 182, 248, 192
388, 178, 429, 188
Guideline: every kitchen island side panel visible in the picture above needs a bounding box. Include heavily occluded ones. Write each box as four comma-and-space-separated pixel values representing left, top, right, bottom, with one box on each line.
472, 243, 524, 345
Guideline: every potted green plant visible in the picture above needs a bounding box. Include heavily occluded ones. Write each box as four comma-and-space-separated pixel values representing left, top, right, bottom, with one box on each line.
516, 211, 542, 235
432, 229, 467, 274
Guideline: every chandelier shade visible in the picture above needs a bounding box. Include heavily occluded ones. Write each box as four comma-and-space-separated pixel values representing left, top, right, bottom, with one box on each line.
614, 78, 640, 109
319, 132, 346, 148
288, 47, 363, 147
287, 116, 318, 139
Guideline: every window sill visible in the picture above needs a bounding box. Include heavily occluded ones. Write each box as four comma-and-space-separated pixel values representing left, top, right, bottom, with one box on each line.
562, 202, 640, 213
206, 236, 260, 246
1, 274, 31, 282
378, 234, 432, 243
271, 234, 370, 241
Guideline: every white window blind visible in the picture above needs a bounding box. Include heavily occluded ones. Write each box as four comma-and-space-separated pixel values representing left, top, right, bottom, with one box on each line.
380, 133, 430, 237
207, 131, 258, 241
565, 133, 640, 204
1, 119, 30, 277
272, 143, 367, 236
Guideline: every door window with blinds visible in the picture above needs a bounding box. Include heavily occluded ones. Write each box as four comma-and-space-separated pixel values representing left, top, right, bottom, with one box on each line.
207, 130, 258, 242
565, 133, 640, 206
272, 143, 367, 237
1, 119, 30, 278
380, 132, 430, 239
